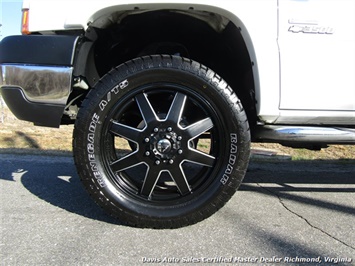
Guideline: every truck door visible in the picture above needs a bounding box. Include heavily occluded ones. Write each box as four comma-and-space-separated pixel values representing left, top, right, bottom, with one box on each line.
278, 0, 355, 111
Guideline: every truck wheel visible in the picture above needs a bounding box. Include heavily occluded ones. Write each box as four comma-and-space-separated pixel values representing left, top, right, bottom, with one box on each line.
73, 55, 250, 228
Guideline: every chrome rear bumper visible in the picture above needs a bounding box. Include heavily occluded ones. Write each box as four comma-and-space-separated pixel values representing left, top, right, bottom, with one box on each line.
0, 35, 79, 127
0, 64, 73, 127
1, 64, 72, 105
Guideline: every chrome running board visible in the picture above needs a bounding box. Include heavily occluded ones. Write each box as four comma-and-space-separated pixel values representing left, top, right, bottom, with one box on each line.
254, 126, 355, 145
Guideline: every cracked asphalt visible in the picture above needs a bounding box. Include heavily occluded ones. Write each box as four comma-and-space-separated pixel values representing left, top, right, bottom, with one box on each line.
1, 154, 354, 265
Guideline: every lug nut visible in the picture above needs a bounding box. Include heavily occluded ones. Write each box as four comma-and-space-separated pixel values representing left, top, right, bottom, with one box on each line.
144, 137, 150, 143
167, 127, 172, 132
154, 128, 159, 133
178, 149, 183, 154
155, 160, 161, 165
169, 159, 174, 164
145, 151, 150, 156
177, 136, 182, 140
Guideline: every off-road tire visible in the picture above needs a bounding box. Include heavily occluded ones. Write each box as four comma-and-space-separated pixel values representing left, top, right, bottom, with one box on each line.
73, 55, 250, 228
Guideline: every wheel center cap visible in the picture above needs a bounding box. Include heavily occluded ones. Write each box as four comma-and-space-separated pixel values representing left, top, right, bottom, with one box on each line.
157, 139, 172, 154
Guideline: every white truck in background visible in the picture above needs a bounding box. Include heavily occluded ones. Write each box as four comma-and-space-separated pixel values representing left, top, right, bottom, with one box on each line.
0, 0, 354, 228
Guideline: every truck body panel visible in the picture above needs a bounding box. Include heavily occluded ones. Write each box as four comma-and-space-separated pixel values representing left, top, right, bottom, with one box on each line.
1, 0, 355, 134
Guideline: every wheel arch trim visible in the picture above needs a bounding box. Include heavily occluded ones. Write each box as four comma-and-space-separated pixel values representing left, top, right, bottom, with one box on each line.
80, 3, 261, 114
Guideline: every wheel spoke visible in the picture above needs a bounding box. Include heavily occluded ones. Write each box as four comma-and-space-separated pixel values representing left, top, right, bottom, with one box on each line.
141, 168, 161, 199
185, 149, 215, 167
166, 92, 187, 123
169, 166, 191, 196
110, 121, 141, 143
184, 117, 213, 139
110, 152, 142, 173
135, 93, 159, 125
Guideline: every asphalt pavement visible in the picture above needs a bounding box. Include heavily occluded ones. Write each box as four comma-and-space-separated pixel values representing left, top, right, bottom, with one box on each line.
0, 153, 354, 265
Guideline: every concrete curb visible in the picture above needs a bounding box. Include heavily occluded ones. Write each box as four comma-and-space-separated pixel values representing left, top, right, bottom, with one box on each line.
250, 148, 292, 161
0, 148, 72, 157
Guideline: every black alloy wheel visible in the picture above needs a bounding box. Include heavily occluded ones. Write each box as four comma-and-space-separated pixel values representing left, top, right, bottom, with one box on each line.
73, 55, 250, 228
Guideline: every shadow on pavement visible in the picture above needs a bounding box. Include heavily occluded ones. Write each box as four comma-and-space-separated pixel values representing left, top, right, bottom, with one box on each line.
0, 155, 121, 225
241, 160, 355, 217
243, 160, 355, 192
1, 155, 354, 224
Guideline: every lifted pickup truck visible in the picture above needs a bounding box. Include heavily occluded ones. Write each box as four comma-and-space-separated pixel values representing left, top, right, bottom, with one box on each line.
1, 0, 354, 228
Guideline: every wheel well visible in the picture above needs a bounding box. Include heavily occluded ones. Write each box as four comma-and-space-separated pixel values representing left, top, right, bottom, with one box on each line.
70, 9, 256, 126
